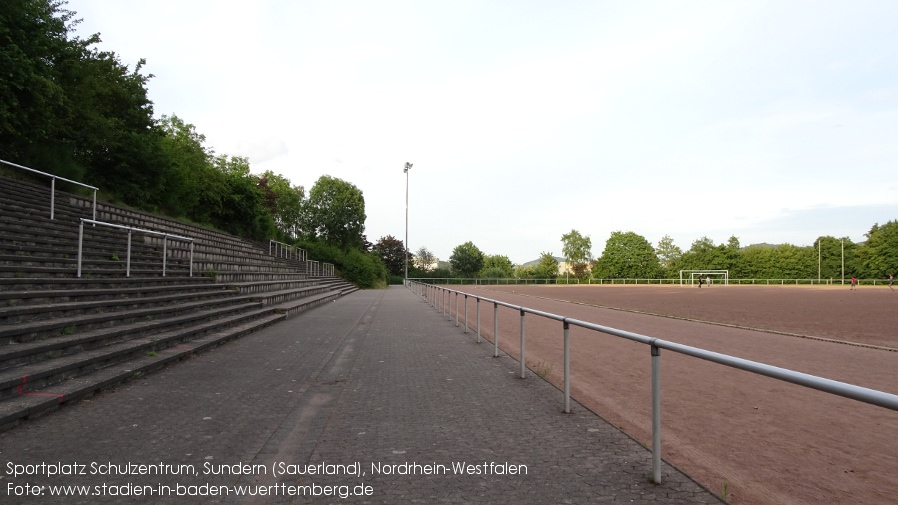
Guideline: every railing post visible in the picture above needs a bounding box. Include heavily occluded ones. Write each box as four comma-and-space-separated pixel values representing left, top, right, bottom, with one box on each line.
50, 177, 56, 220
476, 298, 481, 343
519, 309, 526, 378
126, 230, 132, 278
77, 220, 84, 278
189, 242, 194, 277
564, 320, 570, 413
455, 292, 459, 326
493, 302, 499, 358
463, 295, 468, 333
92, 189, 97, 223
651, 343, 662, 484
162, 236, 168, 277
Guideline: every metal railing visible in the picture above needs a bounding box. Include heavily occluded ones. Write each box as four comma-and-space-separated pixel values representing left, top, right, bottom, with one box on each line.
77, 219, 194, 278
409, 277, 891, 286
408, 281, 898, 484
1, 158, 98, 221
269, 239, 307, 261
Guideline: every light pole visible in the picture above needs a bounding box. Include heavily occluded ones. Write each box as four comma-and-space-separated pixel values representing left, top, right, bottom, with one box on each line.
404, 162, 413, 281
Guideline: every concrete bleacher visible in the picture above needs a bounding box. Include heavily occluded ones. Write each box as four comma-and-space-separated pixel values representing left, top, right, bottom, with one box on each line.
0, 174, 357, 430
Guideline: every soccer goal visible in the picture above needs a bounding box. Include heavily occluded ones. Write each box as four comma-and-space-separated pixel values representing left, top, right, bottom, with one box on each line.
680, 270, 729, 286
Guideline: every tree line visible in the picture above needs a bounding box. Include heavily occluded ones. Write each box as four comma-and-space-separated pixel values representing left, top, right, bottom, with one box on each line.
1, 0, 387, 287
375, 223, 897, 282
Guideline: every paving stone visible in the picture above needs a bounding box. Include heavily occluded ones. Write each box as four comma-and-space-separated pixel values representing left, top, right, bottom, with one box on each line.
0, 287, 722, 504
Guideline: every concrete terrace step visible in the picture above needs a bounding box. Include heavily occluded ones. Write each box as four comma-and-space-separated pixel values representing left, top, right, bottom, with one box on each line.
0, 173, 358, 433
0, 294, 256, 344
0, 275, 215, 292
0, 301, 265, 371
0, 311, 286, 430
0, 286, 235, 325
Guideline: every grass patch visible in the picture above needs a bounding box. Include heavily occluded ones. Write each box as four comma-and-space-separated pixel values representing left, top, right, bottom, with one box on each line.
526, 359, 553, 379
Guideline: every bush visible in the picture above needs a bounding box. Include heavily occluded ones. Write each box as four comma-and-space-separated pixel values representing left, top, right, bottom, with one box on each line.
297, 239, 387, 289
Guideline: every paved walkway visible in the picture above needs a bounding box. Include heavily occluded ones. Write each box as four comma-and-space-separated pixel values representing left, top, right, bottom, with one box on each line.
0, 287, 722, 504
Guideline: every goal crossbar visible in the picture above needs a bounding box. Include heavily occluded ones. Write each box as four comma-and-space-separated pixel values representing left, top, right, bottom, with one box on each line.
680, 269, 729, 286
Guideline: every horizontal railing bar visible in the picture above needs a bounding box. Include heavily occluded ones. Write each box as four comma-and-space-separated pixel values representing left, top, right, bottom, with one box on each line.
80, 218, 194, 242
1, 158, 99, 190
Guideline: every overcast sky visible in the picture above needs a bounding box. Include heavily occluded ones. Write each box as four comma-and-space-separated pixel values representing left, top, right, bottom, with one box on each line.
69, 1, 898, 264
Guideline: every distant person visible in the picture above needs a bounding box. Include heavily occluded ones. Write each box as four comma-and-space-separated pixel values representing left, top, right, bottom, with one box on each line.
850, 277, 857, 290
698, 276, 703, 288
706, 275, 711, 287
889, 273, 894, 291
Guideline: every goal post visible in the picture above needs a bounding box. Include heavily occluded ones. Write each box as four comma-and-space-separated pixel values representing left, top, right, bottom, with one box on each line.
680, 269, 729, 286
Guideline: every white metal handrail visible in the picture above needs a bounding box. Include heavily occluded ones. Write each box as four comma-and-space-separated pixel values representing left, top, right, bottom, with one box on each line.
77, 218, 194, 278
409, 281, 898, 484
268, 238, 307, 261
1, 158, 98, 221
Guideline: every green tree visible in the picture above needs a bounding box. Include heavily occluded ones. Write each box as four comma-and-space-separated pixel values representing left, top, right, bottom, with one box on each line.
305, 175, 367, 249
257, 170, 304, 240
524, 252, 559, 279
372, 235, 407, 277
858, 221, 898, 278
678, 237, 726, 271
593, 231, 661, 279
480, 254, 514, 278
561, 229, 592, 277
414, 246, 436, 273
208, 154, 275, 241
449, 241, 484, 277
812, 236, 847, 280
655, 235, 683, 276
156, 114, 214, 218
0, 0, 78, 165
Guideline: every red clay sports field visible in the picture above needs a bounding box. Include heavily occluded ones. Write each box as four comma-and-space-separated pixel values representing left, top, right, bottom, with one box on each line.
431, 283, 898, 505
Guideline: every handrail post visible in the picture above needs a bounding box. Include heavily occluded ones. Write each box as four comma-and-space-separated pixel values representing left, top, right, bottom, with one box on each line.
476, 298, 481, 343
77, 220, 84, 277
189, 242, 194, 277
651, 343, 662, 484
519, 309, 526, 378
162, 236, 168, 277
92, 190, 97, 223
126, 230, 132, 278
463, 295, 468, 333
50, 177, 56, 220
564, 321, 571, 413
455, 292, 459, 326
493, 302, 499, 358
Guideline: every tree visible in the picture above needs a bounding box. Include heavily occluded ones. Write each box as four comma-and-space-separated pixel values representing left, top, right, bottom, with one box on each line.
480, 254, 514, 278
593, 231, 661, 279
858, 221, 898, 278
304, 175, 366, 249
531, 252, 559, 279
257, 170, 304, 240
372, 235, 407, 277
678, 236, 726, 271
0, 0, 78, 164
561, 229, 592, 277
449, 241, 484, 277
655, 235, 683, 275
415, 246, 436, 272
208, 154, 275, 241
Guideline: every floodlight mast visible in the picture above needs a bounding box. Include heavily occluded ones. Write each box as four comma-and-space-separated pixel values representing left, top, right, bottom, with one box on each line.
404, 162, 413, 282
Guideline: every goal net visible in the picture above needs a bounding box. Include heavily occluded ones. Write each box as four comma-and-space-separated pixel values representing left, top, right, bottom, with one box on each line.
680, 270, 729, 286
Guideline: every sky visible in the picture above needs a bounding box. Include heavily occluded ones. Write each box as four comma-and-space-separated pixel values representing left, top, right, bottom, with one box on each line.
67, 1, 898, 264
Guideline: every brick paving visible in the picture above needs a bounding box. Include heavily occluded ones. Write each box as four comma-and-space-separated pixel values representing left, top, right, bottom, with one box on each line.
0, 287, 722, 504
